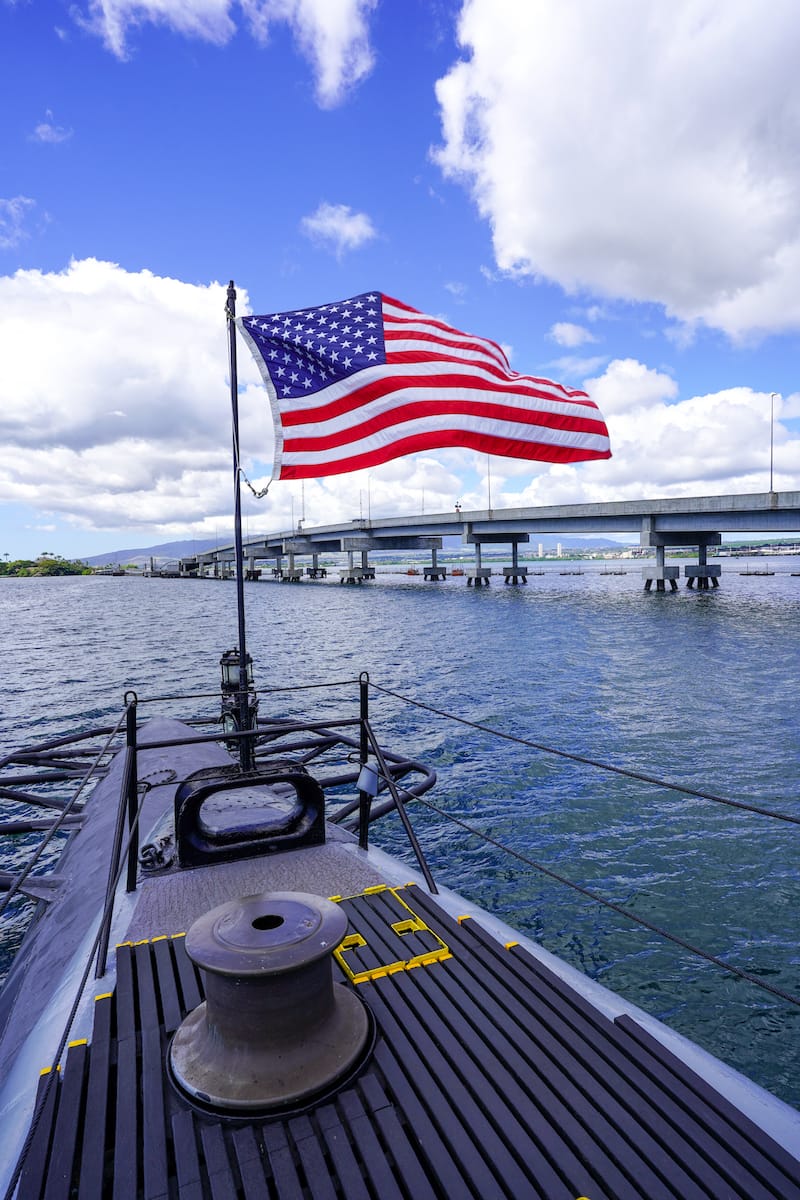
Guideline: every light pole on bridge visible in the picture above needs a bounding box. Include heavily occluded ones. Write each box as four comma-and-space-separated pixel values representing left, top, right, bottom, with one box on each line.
769, 393, 778, 494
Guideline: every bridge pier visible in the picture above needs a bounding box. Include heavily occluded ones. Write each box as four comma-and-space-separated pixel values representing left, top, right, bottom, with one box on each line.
306, 554, 327, 579
424, 547, 447, 581
466, 542, 491, 587
685, 542, 721, 589
643, 545, 679, 591
641, 529, 722, 592
503, 541, 528, 585
340, 550, 372, 584
281, 550, 302, 582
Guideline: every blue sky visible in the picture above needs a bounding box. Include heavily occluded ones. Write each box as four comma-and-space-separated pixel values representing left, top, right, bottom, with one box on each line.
1, 0, 798, 560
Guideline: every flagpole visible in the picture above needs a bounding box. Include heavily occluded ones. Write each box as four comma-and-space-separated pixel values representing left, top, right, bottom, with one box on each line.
226, 280, 252, 770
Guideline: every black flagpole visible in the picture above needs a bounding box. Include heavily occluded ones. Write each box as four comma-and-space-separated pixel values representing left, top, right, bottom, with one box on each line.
226, 280, 252, 770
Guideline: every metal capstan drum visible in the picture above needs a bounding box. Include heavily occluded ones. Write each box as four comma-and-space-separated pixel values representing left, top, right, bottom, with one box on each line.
169, 891, 369, 1111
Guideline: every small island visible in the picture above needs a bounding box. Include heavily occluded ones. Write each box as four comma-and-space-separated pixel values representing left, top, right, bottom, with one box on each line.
0, 553, 91, 577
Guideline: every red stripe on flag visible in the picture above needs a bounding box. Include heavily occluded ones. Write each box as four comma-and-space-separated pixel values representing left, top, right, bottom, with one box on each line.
283, 398, 607, 453
279, 428, 612, 479
280, 370, 601, 428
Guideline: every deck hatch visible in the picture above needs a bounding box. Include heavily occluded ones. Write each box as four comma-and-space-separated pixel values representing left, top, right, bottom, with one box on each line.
15, 885, 800, 1199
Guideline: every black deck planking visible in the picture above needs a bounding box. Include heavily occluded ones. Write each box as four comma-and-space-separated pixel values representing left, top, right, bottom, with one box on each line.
13, 884, 800, 1200
410, 886, 795, 1199
78, 994, 112, 1199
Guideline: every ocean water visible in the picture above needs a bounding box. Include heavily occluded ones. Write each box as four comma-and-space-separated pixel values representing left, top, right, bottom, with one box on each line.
1, 560, 798, 1107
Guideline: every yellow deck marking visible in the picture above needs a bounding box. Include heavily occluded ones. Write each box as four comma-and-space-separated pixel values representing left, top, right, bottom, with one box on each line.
334, 886, 450, 984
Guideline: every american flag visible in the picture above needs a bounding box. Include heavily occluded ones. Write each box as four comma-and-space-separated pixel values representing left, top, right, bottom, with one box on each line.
238, 292, 611, 480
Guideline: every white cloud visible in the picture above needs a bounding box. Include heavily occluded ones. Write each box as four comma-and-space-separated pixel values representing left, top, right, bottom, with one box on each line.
30, 111, 73, 144
1, 261, 796, 549
0, 197, 36, 249
548, 322, 597, 348
74, 0, 376, 106
444, 280, 467, 299
434, 0, 800, 340
300, 201, 377, 256
0, 259, 271, 537
548, 353, 608, 379
242, 0, 377, 108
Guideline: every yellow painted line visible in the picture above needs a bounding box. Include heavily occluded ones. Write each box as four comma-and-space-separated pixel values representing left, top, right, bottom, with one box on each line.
68, 1039, 88, 1048
505, 941, 519, 950
95, 992, 112, 1001
457, 915, 472, 924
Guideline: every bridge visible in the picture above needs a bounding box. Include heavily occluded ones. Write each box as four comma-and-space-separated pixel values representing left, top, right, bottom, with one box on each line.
176, 491, 800, 591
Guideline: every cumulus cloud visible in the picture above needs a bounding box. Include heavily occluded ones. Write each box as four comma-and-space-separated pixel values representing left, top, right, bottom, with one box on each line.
434, 0, 800, 340
549, 322, 597, 349
0, 197, 36, 249
73, 0, 376, 105
502, 360, 799, 508
1, 260, 796, 546
242, 0, 376, 107
0, 259, 272, 538
300, 201, 377, 256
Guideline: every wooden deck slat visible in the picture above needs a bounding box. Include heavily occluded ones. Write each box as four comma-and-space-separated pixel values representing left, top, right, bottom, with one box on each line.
370, 1038, 476, 1198
414, 888, 799, 1200
261, 1123, 303, 1200
422, 920, 704, 1199
141, 1027, 168, 1199
171, 934, 201, 1013
365, 972, 538, 1198
17, 1071, 60, 1200
334, 1091, 405, 1200
315, 1103, 372, 1200
416, 896, 739, 1197
151, 937, 183, 1033
171, 1110, 203, 1200
614, 1012, 800, 1200
357, 1075, 440, 1200
198, 1123, 239, 1200
113, 1030, 138, 1200
42, 1041, 87, 1200
12, 882, 800, 1200
288, 1114, 338, 1200
78, 995, 112, 1199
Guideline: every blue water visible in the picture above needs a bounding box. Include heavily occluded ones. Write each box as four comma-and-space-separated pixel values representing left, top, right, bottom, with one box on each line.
1, 562, 798, 1107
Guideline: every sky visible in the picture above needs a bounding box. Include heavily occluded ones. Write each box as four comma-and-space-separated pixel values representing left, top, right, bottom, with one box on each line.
1, 0, 799, 560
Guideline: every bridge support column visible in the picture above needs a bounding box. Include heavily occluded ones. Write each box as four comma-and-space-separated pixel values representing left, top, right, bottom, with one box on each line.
643, 545, 679, 592
503, 541, 528, 585
246, 556, 261, 581
466, 541, 491, 587
306, 553, 326, 579
281, 551, 302, 582
424, 547, 447, 580
685, 542, 721, 589
340, 550, 367, 584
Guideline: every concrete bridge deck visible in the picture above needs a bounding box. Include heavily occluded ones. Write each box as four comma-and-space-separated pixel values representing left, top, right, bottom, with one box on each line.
177, 491, 800, 591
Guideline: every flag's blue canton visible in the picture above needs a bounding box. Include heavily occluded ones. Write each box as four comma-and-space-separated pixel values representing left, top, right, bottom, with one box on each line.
243, 292, 386, 402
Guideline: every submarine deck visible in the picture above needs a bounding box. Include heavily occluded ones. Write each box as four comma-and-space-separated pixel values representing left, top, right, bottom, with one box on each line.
15, 883, 800, 1200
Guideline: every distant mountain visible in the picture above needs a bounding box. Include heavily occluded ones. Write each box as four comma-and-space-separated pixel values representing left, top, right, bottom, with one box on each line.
83, 537, 224, 567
